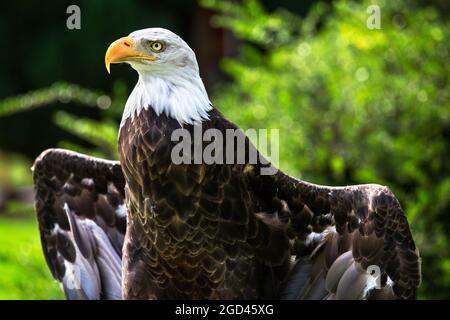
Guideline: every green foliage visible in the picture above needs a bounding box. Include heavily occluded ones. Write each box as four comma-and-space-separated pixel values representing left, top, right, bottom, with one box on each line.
202, 0, 450, 298
0, 217, 64, 299
55, 112, 118, 159
0, 82, 102, 117
201, 0, 300, 46
0, 153, 32, 188
51, 81, 125, 159
0, 81, 124, 160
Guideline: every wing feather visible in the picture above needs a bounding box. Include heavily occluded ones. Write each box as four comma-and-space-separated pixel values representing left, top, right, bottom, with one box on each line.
249, 167, 421, 299
32, 148, 126, 300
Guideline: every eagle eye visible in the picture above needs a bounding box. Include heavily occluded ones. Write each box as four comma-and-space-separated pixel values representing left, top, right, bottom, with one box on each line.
148, 41, 165, 52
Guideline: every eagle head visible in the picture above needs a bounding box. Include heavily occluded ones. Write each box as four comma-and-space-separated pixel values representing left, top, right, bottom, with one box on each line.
105, 28, 211, 125
105, 28, 199, 76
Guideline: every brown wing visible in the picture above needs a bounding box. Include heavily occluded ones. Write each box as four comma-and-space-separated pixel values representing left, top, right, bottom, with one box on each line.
32, 149, 126, 299
249, 168, 421, 299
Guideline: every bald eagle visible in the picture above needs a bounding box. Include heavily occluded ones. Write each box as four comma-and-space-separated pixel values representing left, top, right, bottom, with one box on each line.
32, 28, 420, 300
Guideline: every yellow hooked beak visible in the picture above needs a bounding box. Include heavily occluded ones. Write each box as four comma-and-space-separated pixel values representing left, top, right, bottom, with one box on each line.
105, 37, 157, 73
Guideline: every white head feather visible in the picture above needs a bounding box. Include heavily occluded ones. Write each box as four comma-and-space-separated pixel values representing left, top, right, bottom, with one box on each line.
119, 28, 212, 127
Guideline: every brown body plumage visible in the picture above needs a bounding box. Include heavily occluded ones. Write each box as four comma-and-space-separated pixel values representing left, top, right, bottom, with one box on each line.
119, 108, 290, 299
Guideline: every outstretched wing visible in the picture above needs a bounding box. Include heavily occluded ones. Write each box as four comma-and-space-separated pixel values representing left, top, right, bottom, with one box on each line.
249, 168, 421, 300
32, 149, 126, 300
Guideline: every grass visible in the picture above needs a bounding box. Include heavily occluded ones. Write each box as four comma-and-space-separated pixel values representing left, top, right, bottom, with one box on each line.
0, 216, 64, 299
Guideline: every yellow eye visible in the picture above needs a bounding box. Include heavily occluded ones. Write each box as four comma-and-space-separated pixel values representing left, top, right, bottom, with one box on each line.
150, 41, 164, 52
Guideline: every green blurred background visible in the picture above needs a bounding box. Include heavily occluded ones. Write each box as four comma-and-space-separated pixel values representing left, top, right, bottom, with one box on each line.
0, 0, 448, 299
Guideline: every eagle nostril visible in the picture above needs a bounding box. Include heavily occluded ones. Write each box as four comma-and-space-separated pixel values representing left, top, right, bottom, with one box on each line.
123, 39, 132, 47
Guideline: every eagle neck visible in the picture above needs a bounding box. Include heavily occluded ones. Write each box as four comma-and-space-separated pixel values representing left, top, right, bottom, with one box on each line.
120, 71, 212, 128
